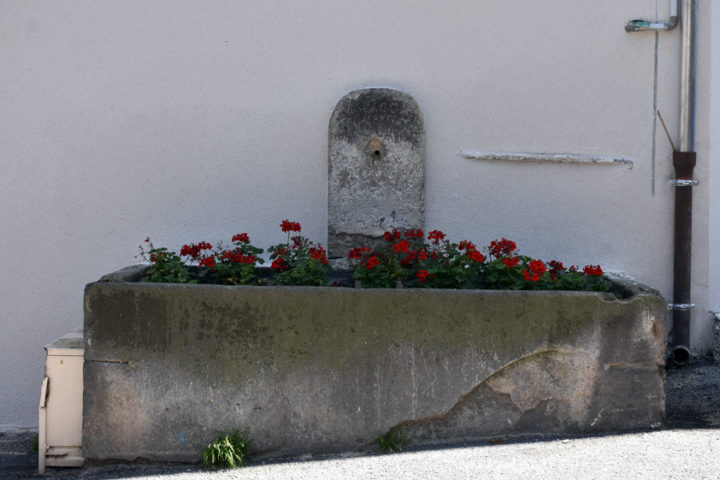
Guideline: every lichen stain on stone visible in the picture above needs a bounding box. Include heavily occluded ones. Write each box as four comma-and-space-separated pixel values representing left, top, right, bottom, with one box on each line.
330, 89, 424, 147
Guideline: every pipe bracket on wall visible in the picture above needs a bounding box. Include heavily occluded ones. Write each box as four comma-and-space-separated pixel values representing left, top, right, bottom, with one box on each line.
625, 0, 678, 32
669, 179, 699, 187
668, 303, 696, 311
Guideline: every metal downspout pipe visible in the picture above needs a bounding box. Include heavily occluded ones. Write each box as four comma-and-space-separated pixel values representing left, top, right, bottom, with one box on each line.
670, 0, 698, 364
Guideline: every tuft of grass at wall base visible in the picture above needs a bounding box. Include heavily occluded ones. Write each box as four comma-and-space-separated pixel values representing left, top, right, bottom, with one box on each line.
201, 431, 250, 469
378, 431, 406, 453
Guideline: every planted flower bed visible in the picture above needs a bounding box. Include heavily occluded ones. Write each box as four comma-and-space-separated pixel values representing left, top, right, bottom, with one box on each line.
139, 220, 614, 293
83, 222, 666, 462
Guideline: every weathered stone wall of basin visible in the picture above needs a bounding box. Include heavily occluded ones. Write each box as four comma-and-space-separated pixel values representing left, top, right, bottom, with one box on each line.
83, 265, 666, 462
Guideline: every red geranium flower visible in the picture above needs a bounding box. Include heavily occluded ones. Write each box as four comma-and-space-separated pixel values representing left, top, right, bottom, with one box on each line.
348, 246, 371, 259
393, 240, 411, 254
528, 259, 546, 275
428, 230, 445, 244
232, 233, 250, 244
199, 256, 216, 268
180, 242, 213, 259
583, 265, 603, 277
404, 229, 424, 239
271, 257, 287, 271
384, 229, 401, 242
280, 220, 301, 232
365, 255, 380, 270
522, 268, 541, 283
309, 246, 328, 265
489, 238, 517, 257
502, 257, 519, 268
548, 260, 565, 272
468, 250, 485, 263
458, 240, 476, 252
416, 269, 433, 283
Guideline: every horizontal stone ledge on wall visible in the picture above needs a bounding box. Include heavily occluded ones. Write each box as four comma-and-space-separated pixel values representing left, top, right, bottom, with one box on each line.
460, 151, 634, 168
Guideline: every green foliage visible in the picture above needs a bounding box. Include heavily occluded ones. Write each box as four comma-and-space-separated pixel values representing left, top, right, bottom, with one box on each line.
378, 431, 406, 453
141, 221, 330, 287
349, 230, 613, 294
352, 254, 405, 288
201, 430, 251, 470
139, 240, 193, 283
268, 221, 330, 286
205, 237, 265, 286
138, 223, 612, 293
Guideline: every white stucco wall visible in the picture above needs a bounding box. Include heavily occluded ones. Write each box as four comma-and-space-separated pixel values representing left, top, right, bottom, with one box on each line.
0, 0, 713, 429
710, 2, 720, 319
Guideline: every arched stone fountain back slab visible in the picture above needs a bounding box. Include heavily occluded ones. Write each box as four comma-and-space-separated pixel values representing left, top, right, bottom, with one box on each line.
328, 88, 424, 264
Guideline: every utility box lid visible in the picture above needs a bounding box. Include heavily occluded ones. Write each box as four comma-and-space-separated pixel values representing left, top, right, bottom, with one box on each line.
45, 327, 84, 357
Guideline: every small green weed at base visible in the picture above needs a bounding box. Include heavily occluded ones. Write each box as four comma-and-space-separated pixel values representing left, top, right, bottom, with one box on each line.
201, 430, 251, 470
378, 431, 406, 453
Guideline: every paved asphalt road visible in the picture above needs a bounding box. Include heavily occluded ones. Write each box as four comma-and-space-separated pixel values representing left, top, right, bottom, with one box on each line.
2, 357, 718, 479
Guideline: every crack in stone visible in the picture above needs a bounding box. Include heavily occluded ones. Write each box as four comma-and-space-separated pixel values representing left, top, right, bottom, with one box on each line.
385, 348, 582, 437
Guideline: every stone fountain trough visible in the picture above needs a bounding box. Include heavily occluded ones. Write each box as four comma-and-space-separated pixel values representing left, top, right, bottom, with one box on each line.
82, 88, 667, 462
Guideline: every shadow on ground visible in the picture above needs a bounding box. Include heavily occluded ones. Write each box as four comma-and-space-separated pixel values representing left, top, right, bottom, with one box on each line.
665, 355, 720, 428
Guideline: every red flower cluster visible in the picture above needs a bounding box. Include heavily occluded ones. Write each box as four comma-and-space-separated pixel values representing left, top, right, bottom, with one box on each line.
400, 248, 428, 266
502, 257, 519, 268
232, 233, 250, 244
199, 257, 215, 268
384, 229, 401, 242
489, 238, 517, 257
528, 259, 546, 275
221, 251, 257, 264
404, 229, 424, 238
393, 240, 411, 254
457, 239, 484, 263
548, 260, 565, 282
468, 250, 485, 263
180, 242, 213, 259
281, 220, 301, 232
458, 240, 476, 251
416, 269, 433, 283
583, 265, 603, 277
428, 230, 445, 245
523, 259, 547, 283
348, 246, 372, 259
365, 255, 380, 270
271, 257, 287, 271
548, 260, 565, 272
309, 246, 328, 265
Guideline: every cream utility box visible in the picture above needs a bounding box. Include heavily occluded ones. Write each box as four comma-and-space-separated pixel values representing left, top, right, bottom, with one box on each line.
39, 328, 84, 473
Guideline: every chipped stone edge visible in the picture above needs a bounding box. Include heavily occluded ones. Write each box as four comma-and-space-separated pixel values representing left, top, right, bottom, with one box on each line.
459, 151, 634, 169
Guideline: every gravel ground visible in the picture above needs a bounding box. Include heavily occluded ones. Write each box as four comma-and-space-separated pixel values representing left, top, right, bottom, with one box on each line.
2, 356, 718, 480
